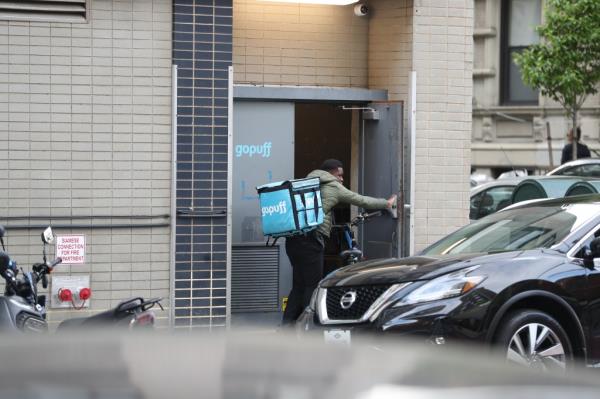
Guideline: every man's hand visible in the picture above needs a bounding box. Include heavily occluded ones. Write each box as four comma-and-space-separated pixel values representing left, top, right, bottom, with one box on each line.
386, 194, 397, 209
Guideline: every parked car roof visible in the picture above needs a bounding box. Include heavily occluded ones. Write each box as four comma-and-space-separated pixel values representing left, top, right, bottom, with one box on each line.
470, 178, 524, 197
503, 192, 600, 210
471, 177, 600, 221
547, 158, 600, 176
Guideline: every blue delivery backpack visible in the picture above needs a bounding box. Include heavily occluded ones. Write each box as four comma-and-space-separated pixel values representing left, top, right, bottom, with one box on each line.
256, 177, 323, 245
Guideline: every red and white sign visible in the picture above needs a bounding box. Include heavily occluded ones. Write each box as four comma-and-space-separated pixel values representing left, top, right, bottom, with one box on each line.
56, 235, 86, 264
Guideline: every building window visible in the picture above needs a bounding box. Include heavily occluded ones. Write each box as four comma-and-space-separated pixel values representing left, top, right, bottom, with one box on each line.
0, 0, 87, 23
500, 0, 541, 105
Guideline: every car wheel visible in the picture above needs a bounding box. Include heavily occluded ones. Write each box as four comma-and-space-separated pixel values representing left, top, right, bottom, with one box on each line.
495, 309, 572, 372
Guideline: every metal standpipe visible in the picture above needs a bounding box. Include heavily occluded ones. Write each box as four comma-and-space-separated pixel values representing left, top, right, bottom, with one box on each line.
408, 71, 417, 256
169, 64, 178, 328
226, 66, 234, 328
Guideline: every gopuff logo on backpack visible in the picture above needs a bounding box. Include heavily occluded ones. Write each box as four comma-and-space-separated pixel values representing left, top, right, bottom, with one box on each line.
262, 201, 287, 217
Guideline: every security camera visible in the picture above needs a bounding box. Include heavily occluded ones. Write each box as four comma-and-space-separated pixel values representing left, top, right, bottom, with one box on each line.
354, 3, 369, 17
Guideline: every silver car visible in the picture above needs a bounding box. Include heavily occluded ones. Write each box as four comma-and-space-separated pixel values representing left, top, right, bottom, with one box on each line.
547, 159, 600, 177
470, 178, 523, 220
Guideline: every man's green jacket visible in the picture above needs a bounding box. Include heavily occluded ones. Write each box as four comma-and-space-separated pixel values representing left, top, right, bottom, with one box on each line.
307, 169, 389, 239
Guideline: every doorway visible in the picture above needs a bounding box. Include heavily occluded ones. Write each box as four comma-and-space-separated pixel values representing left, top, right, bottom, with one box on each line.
294, 102, 354, 275
294, 103, 352, 182
230, 89, 405, 329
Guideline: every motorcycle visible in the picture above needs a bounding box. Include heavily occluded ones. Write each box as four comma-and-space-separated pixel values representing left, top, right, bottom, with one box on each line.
0, 225, 163, 332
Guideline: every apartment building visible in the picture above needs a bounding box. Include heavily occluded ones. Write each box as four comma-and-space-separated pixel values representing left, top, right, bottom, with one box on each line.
472, 0, 600, 175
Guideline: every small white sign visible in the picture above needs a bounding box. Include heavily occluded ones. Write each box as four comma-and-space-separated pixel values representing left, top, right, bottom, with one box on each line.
56, 235, 86, 264
324, 329, 351, 346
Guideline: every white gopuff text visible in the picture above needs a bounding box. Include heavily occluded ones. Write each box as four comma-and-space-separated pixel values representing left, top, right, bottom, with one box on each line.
235, 142, 272, 158
262, 201, 287, 217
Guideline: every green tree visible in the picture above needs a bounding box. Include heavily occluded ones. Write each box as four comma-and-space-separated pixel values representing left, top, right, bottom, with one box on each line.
514, 0, 600, 161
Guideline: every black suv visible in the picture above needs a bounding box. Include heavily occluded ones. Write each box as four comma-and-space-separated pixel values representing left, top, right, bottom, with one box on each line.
298, 194, 600, 371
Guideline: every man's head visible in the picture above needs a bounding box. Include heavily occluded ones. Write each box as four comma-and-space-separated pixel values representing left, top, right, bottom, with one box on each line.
320, 159, 344, 183
568, 127, 582, 143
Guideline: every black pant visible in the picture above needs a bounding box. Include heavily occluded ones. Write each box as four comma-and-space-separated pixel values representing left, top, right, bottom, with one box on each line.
282, 233, 324, 325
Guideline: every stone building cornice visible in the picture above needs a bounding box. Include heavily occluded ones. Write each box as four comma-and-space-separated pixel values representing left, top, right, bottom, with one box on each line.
474, 105, 600, 117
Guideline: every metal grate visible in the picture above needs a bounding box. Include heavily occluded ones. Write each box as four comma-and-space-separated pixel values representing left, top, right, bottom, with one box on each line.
0, 0, 87, 23
231, 245, 279, 313
326, 285, 391, 320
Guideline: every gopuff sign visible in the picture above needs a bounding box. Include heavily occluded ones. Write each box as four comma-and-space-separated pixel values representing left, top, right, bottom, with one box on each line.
235, 142, 272, 158
261, 200, 287, 217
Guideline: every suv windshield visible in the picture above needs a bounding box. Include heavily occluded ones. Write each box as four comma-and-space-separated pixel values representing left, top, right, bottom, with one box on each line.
422, 203, 599, 256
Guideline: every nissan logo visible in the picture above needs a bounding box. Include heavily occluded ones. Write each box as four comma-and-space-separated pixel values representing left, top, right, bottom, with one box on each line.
340, 291, 357, 310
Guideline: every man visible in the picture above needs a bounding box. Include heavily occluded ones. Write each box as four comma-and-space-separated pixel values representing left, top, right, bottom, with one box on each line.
561, 127, 591, 164
282, 159, 397, 325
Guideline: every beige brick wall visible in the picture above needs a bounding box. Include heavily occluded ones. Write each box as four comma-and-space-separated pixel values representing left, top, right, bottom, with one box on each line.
368, 0, 413, 101
412, 0, 473, 249
233, 0, 369, 87
0, 0, 172, 327
367, 0, 473, 250
234, 0, 473, 251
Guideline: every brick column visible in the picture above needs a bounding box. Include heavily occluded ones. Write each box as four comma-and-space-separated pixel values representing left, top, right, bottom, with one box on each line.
412, 0, 473, 249
369, 0, 473, 251
172, 0, 232, 329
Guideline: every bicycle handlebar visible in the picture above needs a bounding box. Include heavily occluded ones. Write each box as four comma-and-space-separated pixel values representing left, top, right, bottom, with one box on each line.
351, 211, 382, 226
329, 211, 385, 229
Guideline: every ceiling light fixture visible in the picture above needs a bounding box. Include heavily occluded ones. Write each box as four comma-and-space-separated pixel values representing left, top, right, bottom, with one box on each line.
259, 0, 359, 5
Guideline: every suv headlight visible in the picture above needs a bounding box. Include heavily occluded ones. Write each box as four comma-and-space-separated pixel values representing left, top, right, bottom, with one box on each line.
395, 266, 485, 306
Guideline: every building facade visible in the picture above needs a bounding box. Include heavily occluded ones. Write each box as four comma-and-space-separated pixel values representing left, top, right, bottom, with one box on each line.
0, 0, 473, 327
472, 0, 600, 175
0, 0, 174, 327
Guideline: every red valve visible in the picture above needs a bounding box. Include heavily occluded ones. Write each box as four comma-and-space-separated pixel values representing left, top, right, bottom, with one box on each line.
58, 288, 73, 302
79, 287, 91, 301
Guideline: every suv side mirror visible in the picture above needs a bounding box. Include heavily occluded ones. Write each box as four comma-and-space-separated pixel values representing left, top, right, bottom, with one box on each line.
583, 237, 600, 269
41, 227, 54, 244
591, 237, 600, 258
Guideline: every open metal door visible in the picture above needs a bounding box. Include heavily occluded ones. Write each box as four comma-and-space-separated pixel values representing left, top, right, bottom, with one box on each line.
359, 102, 404, 259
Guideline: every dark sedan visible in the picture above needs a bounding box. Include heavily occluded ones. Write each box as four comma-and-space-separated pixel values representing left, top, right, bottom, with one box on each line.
297, 194, 600, 371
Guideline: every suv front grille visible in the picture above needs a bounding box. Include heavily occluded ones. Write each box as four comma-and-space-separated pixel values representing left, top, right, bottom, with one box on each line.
325, 285, 391, 321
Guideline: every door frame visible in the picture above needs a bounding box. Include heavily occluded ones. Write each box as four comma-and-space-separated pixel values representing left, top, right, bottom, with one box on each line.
359, 101, 406, 259
229, 85, 400, 326
233, 85, 387, 103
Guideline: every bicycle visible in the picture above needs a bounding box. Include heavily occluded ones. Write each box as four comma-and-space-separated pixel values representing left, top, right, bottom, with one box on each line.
337, 211, 383, 266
